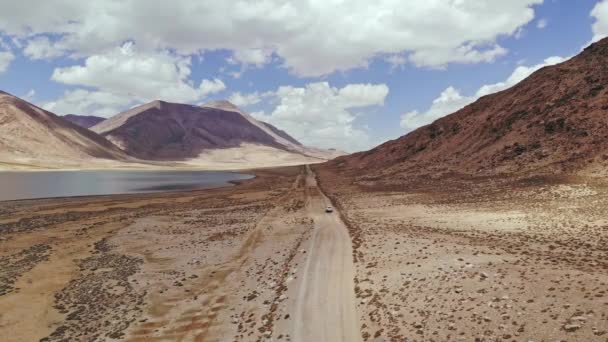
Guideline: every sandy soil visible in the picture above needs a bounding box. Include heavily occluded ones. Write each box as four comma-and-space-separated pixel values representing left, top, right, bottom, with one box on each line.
2, 163, 607, 341
181, 144, 326, 170
291, 166, 361, 342
0, 144, 326, 171
315, 167, 608, 341
0, 165, 359, 342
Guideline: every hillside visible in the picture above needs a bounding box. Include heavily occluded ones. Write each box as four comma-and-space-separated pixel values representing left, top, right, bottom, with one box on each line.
325, 38, 608, 180
63, 114, 105, 128
0, 91, 130, 169
92, 100, 340, 164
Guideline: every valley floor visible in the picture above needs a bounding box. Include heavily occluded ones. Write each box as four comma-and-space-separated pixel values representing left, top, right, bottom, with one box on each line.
0, 165, 359, 342
0, 144, 326, 171
315, 166, 608, 341
0, 165, 607, 341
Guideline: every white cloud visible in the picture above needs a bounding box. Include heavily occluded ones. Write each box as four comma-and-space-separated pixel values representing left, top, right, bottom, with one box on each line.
23, 36, 66, 59
0, 0, 543, 76
43, 89, 135, 117
592, 0, 608, 42
0, 50, 14, 73
229, 48, 273, 67
23, 89, 36, 101
45, 42, 226, 116
477, 56, 567, 96
401, 56, 567, 131
385, 54, 407, 71
252, 82, 389, 152
43, 42, 225, 117
410, 43, 507, 68
52, 43, 224, 103
400, 87, 474, 131
338, 83, 390, 108
536, 18, 548, 29
199, 78, 226, 96
228, 92, 263, 107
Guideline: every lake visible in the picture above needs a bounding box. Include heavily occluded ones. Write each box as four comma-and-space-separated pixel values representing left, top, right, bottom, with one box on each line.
0, 170, 254, 201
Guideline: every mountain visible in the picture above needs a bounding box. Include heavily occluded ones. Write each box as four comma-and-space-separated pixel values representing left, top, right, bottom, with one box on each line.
202, 100, 345, 160
325, 38, 608, 179
63, 114, 105, 128
0, 91, 129, 169
91, 100, 342, 163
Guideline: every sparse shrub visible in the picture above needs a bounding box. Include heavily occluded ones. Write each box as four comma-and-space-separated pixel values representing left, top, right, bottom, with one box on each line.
589, 85, 604, 97
428, 124, 442, 139
545, 118, 566, 133
514, 143, 527, 155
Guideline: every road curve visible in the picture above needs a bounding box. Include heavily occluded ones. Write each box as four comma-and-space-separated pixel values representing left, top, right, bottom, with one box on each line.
292, 166, 361, 342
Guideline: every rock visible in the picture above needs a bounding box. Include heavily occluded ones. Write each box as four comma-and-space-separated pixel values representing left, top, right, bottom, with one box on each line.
563, 324, 581, 332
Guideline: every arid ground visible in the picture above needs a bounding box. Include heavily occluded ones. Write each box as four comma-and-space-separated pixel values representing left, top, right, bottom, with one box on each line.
0, 166, 360, 342
1, 165, 607, 341
316, 166, 608, 341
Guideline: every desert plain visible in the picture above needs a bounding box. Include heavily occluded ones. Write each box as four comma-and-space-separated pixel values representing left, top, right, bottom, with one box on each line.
0, 165, 607, 342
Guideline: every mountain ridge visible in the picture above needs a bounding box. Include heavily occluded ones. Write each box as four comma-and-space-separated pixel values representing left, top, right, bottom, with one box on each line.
324, 37, 608, 180
63, 114, 105, 128
0, 90, 131, 169
91, 99, 340, 162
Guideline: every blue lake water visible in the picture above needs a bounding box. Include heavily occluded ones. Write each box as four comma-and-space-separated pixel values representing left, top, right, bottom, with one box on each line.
0, 170, 254, 201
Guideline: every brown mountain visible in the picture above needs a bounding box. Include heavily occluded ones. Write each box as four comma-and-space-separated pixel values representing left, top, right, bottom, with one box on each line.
0, 91, 129, 169
325, 38, 608, 180
63, 114, 105, 128
202, 100, 345, 160
91, 100, 341, 162
260, 121, 302, 146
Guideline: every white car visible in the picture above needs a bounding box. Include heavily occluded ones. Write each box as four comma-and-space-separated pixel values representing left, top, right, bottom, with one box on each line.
325, 206, 333, 213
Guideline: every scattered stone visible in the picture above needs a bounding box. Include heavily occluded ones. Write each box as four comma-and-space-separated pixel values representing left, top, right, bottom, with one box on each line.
563, 324, 581, 332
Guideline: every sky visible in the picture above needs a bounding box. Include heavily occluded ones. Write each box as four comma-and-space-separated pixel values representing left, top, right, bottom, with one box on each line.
0, 0, 607, 152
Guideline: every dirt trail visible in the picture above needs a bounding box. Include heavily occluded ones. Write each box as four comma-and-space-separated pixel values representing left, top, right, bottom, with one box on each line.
291, 166, 361, 342
0, 166, 363, 341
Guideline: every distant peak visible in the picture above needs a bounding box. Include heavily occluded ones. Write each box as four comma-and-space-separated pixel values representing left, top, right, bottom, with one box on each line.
130, 99, 167, 112
0, 90, 20, 103
150, 99, 167, 107
202, 100, 241, 112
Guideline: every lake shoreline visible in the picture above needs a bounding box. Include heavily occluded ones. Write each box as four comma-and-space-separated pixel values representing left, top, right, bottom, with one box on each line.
0, 166, 306, 341
0, 169, 255, 202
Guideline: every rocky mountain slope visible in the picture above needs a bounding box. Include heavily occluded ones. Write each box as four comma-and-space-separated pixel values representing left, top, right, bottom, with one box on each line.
202, 101, 345, 160
0, 91, 130, 169
63, 114, 105, 128
325, 38, 608, 180
92, 100, 341, 162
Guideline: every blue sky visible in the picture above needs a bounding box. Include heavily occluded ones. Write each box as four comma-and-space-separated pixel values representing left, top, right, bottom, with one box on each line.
0, 0, 607, 151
